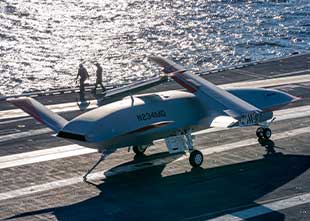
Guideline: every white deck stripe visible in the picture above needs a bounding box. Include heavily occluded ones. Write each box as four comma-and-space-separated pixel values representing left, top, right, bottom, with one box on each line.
0, 126, 309, 202
0, 128, 51, 143
271, 69, 310, 78
221, 74, 310, 89
208, 193, 310, 221
0, 145, 97, 169
0, 105, 309, 169
0, 117, 32, 125
0, 74, 309, 120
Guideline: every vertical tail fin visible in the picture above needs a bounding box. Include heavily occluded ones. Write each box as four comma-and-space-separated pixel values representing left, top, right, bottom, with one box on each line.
8, 97, 68, 133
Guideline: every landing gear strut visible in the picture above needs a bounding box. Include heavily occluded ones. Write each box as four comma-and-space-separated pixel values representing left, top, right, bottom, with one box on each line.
83, 153, 106, 181
133, 145, 148, 155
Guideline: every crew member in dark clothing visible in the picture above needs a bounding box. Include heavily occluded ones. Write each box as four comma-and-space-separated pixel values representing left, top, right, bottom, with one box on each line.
94, 63, 106, 95
76, 64, 89, 101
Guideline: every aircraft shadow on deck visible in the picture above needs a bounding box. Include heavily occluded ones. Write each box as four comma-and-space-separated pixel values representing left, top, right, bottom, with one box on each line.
5, 149, 310, 221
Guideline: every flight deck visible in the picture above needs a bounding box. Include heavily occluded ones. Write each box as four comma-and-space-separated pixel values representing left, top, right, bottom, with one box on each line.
0, 53, 310, 221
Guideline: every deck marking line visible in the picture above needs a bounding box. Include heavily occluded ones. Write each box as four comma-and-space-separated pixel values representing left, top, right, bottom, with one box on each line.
0, 128, 51, 142
271, 69, 310, 78
0, 117, 32, 125
208, 192, 310, 221
0, 126, 309, 201
0, 107, 309, 169
0, 145, 97, 169
221, 74, 310, 89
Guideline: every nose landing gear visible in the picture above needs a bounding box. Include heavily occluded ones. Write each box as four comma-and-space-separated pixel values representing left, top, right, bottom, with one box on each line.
256, 127, 276, 155
256, 127, 272, 140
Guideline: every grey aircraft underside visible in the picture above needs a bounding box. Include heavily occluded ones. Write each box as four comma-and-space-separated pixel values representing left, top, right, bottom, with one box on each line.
8, 56, 299, 181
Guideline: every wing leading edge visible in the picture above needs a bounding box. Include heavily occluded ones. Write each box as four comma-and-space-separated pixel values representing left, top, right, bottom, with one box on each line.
150, 56, 269, 127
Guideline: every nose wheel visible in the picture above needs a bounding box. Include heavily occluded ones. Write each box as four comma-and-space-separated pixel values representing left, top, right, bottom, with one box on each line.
256, 127, 272, 139
256, 127, 276, 154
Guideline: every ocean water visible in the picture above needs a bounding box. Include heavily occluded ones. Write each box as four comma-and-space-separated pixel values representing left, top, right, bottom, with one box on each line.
0, 0, 309, 95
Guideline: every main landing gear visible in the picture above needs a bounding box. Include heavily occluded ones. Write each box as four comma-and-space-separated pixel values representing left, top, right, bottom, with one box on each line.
189, 150, 204, 167
83, 132, 204, 181
185, 130, 204, 167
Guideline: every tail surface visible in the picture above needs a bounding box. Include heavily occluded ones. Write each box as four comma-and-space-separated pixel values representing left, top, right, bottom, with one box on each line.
8, 97, 68, 133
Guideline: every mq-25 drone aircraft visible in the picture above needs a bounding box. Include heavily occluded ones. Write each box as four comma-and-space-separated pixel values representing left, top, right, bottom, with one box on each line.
9, 57, 299, 181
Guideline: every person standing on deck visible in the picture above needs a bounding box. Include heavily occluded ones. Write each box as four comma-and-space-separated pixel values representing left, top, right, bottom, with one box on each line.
94, 63, 106, 95
76, 64, 89, 101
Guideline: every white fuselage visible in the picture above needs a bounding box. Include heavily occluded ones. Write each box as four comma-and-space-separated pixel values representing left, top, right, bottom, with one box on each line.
58, 88, 294, 151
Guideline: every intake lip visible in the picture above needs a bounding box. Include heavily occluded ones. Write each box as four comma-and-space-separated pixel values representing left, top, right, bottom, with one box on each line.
57, 131, 86, 141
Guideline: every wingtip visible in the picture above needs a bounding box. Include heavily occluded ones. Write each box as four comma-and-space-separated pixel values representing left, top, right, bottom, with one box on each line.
7, 96, 32, 106
292, 96, 302, 102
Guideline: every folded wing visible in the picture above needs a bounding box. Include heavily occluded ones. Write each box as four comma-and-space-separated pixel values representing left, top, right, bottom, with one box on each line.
150, 56, 266, 127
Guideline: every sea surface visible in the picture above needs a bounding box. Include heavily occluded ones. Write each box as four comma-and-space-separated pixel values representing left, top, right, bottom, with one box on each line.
0, 0, 309, 95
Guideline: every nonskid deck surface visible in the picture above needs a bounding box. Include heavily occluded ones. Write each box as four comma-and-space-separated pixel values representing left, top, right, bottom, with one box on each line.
0, 54, 310, 221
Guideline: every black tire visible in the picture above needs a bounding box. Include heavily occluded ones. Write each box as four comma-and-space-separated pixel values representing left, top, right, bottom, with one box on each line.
133, 145, 147, 155
263, 128, 272, 139
256, 127, 264, 138
189, 150, 204, 167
